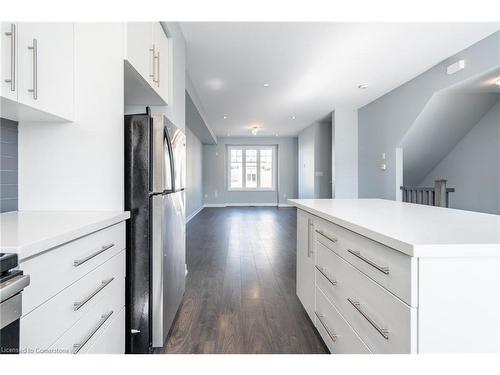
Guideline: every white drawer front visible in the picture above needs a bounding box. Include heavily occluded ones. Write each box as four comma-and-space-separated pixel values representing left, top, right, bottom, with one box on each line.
21, 222, 125, 315
83, 307, 125, 354
314, 217, 416, 306
315, 286, 371, 354
47, 279, 125, 354
316, 241, 416, 353
20, 250, 125, 352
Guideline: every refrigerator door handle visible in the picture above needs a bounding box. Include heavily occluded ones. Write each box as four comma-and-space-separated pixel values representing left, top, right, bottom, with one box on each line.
163, 126, 175, 192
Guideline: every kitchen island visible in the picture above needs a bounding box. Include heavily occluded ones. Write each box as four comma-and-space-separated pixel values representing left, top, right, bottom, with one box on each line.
288, 199, 500, 353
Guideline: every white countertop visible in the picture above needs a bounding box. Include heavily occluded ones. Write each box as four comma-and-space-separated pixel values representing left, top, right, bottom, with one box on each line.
0, 211, 130, 261
288, 199, 500, 257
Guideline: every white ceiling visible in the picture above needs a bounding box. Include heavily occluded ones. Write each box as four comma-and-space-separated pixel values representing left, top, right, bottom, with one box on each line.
180, 22, 500, 137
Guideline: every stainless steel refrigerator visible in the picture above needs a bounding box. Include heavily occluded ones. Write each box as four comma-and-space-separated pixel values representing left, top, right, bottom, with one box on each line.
124, 108, 186, 353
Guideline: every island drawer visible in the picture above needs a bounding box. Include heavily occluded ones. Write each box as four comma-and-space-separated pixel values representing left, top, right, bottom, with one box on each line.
315, 285, 371, 354
20, 222, 125, 316
20, 250, 125, 352
316, 241, 416, 353
314, 217, 416, 306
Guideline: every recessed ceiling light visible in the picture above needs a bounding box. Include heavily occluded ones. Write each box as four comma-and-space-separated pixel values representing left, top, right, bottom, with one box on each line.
251, 126, 259, 135
291, 116, 296, 120
275, 133, 279, 137
358, 83, 369, 89
496, 78, 500, 86
223, 115, 228, 120
263, 83, 270, 87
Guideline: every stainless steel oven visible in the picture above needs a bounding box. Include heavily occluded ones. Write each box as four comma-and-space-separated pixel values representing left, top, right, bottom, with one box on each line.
0, 253, 30, 355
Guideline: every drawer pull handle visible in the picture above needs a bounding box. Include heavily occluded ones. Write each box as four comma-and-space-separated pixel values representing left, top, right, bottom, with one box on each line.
315, 265, 337, 286
347, 249, 389, 275
73, 310, 114, 354
347, 298, 389, 340
315, 229, 338, 243
315, 312, 337, 342
73, 277, 115, 311
73, 243, 115, 267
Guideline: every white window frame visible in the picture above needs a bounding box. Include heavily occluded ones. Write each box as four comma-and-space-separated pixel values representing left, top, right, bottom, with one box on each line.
227, 145, 277, 192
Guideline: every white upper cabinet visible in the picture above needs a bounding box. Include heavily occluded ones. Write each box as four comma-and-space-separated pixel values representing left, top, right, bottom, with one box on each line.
1, 22, 74, 122
124, 22, 170, 106
152, 22, 170, 105
125, 22, 154, 86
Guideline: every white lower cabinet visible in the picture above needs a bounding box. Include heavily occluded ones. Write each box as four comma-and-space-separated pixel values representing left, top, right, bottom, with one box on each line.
19, 223, 126, 354
297, 208, 416, 353
296, 209, 315, 321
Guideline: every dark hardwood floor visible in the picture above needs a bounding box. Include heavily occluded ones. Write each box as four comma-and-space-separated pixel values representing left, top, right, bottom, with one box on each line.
164, 207, 327, 354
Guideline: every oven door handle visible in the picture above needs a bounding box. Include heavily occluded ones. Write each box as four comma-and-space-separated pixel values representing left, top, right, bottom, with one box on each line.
0, 274, 30, 303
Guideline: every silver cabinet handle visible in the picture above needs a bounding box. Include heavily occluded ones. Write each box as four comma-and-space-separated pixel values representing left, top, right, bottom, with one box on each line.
315, 312, 337, 342
27, 38, 37, 100
347, 249, 389, 275
307, 218, 314, 258
347, 297, 389, 340
149, 44, 156, 81
73, 277, 114, 311
4, 23, 16, 91
73, 310, 114, 354
315, 265, 337, 286
315, 229, 338, 243
73, 243, 115, 267
155, 51, 160, 86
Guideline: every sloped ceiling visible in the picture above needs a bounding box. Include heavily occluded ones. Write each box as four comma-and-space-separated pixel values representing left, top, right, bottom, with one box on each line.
400, 67, 500, 186
186, 91, 217, 144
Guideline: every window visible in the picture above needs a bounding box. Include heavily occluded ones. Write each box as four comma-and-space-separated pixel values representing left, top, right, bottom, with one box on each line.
227, 145, 276, 191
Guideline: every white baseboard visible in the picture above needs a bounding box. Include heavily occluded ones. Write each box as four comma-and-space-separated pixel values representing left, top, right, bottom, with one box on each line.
225, 203, 277, 207
186, 205, 204, 223
203, 203, 295, 208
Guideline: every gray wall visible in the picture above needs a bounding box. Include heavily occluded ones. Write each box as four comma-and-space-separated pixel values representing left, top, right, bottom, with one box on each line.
315, 122, 333, 198
0, 118, 18, 213
333, 109, 358, 198
298, 125, 315, 198
298, 122, 332, 198
186, 127, 204, 219
203, 136, 298, 205
358, 31, 500, 200
419, 99, 500, 214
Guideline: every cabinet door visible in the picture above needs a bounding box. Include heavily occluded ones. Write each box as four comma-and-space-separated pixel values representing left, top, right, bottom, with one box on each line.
17, 23, 74, 121
125, 22, 154, 86
152, 22, 169, 104
296, 209, 315, 321
1, 22, 18, 101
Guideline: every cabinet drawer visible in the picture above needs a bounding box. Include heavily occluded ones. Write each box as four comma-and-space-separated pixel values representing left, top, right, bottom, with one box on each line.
316, 241, 416, 353
315, 286, 371, 354
21, 222, 125, 315
20, 250, 125, 351
314, 217, 416, 306
47, 283, 125, 354
82, 307, 125, 354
